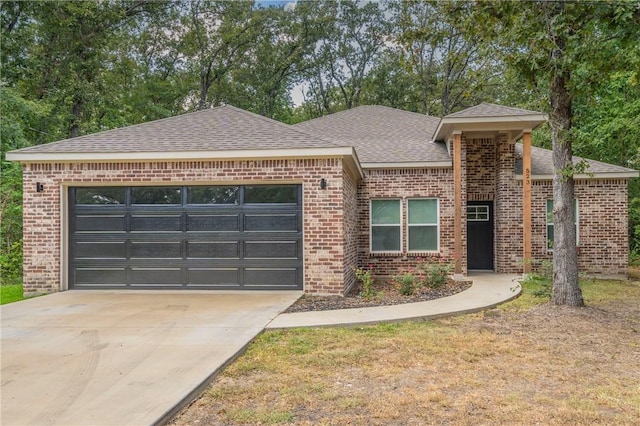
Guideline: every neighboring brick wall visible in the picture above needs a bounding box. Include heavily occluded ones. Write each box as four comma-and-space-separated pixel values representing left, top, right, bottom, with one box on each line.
21, 158, 350, 295
356, 166, 461, 284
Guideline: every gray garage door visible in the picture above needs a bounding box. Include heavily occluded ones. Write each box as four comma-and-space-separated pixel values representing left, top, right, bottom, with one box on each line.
69, 185, 303, 290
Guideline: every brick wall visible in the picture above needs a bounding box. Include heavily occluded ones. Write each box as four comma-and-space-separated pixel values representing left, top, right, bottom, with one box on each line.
356, 166, 462, 283
492, 136, 631, 276
342, 170, 359, 294
530, 179, 630, 276
466, 137, 497, 201
495, 134, 524, 272
21, 158, 351, 295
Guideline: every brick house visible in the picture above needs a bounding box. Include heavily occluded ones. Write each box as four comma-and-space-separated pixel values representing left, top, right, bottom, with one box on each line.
7, 103, 637, 295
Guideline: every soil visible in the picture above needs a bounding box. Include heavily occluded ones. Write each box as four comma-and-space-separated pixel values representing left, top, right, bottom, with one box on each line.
284, 279, 472, 313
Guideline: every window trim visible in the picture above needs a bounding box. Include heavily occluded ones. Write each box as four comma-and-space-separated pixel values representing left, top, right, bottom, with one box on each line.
546, 198, 579, 251
407, 198, 440, 253
370, 198, 402, 253
466, 205, 490, 222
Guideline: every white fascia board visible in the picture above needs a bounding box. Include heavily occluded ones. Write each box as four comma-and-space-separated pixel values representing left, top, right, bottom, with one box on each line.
443, 114, 547, 125
362, 161, 452, 169
515, 171, 639, 180
5, 147, 356, 163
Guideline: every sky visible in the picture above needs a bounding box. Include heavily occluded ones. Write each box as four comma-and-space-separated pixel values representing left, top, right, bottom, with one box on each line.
256, 1, 297, 10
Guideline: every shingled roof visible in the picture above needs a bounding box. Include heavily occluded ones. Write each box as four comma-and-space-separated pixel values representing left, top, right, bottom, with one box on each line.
515, 144, 638, 178
8, 105, 344, 156
292, 105, 448, 165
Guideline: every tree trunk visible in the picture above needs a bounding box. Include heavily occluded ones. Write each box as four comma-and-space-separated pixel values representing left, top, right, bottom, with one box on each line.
550, 68, 584, 307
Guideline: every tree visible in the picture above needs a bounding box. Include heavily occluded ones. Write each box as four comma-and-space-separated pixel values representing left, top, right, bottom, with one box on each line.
0, 86, 50, 282
388, 0, 500, 116
301, 0, 389, 115
468, 0, 640, 305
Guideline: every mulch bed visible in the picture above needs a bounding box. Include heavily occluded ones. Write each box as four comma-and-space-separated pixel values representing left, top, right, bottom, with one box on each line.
284, 279, 473, 313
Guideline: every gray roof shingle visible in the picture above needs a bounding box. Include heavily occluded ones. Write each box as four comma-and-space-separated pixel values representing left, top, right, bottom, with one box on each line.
446, 102, 543, 118
515, 144, 637, 176
10, 105, 343, 154
293, 105, 448, 164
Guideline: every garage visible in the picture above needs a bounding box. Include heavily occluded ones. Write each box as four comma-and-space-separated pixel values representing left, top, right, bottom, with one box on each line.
69, 184, 303, 290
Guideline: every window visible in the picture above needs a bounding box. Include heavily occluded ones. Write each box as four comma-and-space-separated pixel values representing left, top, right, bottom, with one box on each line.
370, 199, 401, 252
466, 205, 489, 221
546, 199, 578, 249
244, 185, 298, 204
187, 186, 238, 204
75, 187, 125, 205
131, 187, 181, 204
408, 199, 439, 252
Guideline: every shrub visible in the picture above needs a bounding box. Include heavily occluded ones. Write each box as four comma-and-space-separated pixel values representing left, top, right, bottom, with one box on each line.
354, 265, 379, 299
419, 261, 453, 288
392, 271, 422, 296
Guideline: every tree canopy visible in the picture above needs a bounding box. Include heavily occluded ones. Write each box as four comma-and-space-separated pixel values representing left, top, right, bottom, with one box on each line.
1, 0, 639, 293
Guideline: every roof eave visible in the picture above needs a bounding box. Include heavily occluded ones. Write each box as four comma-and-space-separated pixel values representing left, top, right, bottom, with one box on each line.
6, 146, 359, 168
361, 161, 452, 169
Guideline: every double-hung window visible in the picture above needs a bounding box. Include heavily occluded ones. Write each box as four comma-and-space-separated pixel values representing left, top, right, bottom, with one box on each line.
408, 198, 439, 252
370, 199, 401, 252
546, 199, 578, 250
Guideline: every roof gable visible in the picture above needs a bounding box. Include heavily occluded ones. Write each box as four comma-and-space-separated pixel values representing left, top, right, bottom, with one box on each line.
293, 105, 448, 165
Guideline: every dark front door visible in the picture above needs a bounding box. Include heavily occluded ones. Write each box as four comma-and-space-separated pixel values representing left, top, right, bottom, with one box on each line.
69, 185, 303, 290
466, 201, 494, 270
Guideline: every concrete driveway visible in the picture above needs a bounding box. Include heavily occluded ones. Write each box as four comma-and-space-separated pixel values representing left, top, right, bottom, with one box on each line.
0, 290, 300, 426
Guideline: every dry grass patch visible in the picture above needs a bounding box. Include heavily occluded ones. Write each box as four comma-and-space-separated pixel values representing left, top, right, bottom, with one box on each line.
170, 278, 640, 425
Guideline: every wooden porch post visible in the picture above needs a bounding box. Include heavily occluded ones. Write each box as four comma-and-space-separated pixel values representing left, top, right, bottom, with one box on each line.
453, 131, 463, 278
522, 130, 532, 274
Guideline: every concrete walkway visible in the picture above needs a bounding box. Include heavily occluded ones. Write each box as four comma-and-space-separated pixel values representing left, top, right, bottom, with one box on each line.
267, 272, 521, 329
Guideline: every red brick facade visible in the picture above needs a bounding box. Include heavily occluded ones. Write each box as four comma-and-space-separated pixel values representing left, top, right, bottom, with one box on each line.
21, 158, 357, 295
20, 137, 632, 295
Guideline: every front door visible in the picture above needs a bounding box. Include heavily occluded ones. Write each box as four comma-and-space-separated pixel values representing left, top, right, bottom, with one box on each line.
466, 201, 494, 270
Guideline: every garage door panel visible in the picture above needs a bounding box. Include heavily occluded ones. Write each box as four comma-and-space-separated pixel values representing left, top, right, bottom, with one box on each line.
131, 268, 182, 285
130, 242, 182, 258
75, 268, 127, 286
74, 242, 127, 259
187, 214, 240, 232
244, 241, 298, 259
187, 242, 239, 259
75, 215, 126, 232
131, 215, 182, 232
244, 268, 298, 287
187, 268, 240, 286
244, 214, 298, 232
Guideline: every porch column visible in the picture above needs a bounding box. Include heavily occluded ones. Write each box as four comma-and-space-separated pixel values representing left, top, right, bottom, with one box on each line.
522, 130, 532, 274
453, 131, 463, 279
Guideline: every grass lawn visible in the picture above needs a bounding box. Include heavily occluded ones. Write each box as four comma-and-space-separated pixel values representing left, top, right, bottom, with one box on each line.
0, 284, 24, 305
171, 276, 640, 425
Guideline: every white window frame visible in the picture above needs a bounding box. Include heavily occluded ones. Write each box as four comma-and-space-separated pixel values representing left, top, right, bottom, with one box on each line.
407, 198, 440, 253
546, 198, 579, 251
370, 199, 402, 253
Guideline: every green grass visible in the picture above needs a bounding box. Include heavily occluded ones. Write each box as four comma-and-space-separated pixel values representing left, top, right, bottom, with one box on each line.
1, 284, 24, 305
